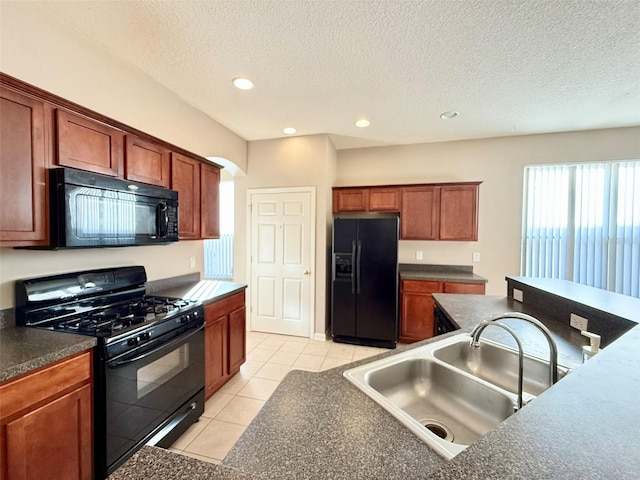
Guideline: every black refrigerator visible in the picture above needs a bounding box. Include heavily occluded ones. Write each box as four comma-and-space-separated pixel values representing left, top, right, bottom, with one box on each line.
331, 215, 399, 348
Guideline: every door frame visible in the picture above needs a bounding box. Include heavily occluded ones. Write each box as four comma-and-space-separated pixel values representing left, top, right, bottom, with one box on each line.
246, 186, 316, 339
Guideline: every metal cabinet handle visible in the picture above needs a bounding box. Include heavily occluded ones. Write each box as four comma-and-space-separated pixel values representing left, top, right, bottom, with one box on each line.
303, 269, 310, 275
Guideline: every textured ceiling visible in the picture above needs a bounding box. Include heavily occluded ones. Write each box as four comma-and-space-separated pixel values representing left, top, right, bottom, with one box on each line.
34, 0, 640, 150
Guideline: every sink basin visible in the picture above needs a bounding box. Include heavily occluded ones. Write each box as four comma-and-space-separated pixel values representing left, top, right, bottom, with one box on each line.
365, 358, 514, 456
432, 336, 568, 398
343, 332, 569, 459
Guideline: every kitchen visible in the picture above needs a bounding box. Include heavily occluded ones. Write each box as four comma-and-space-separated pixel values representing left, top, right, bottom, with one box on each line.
2, 1, 640, 479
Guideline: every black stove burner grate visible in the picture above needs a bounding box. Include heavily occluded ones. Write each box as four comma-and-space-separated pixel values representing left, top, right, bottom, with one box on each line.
37, 295, 198, 337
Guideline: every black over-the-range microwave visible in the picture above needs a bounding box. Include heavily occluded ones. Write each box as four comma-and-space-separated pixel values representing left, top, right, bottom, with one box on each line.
42, 167, 179, 248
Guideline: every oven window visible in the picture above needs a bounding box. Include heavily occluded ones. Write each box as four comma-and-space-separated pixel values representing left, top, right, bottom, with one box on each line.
137, 344, 189, 398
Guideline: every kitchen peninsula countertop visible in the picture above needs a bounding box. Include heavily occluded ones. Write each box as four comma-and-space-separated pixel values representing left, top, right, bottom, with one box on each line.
399, 263, 487, 284
220, 292, 640, 479
108, 446, 259, 480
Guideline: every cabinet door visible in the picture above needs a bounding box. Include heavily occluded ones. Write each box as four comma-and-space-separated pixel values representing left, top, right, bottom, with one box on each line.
333, 188, 369, 212
2, 384, 92, 480
368, 187, 400, 212
439, 184, 479, 241
56, 109, 123, 176
0, 87, 48, 246
399, 280, 441, 343
204, 313, 228, 400
400, 187, 440, 240
124, 135, 170, 187
228, 306, 246, 375
171, 153, 201, 239
200, 162, 220, 239
443, 281, 485, 294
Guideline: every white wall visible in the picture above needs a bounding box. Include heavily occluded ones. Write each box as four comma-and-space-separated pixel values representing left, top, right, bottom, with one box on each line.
0, 2, 247, 309
337, 126, 640, 295
235, 135, 337, 336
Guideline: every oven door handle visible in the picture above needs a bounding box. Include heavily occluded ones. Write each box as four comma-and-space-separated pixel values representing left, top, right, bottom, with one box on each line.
107, 323, 205, 368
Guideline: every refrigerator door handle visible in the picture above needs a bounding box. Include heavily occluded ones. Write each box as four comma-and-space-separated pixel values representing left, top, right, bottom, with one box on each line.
351, 240, 357, 294
356, 240, 362, 294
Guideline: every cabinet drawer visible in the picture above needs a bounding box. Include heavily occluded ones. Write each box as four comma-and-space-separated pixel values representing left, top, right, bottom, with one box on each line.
401, 279, 442, 294
443, 282, 486, 294
0, 351, 92, 420
205, 291, 245, 320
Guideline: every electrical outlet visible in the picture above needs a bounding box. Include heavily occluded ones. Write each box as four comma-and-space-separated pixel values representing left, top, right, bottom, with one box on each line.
570, 313, 588, 331
416, 251, 423, 260
189, 256, 196, 269
472, 252, 480, 262
513, 288, 523, 302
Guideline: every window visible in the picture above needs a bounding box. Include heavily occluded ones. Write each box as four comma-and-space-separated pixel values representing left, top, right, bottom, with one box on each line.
204, 178, 234, 279
521, 161, 640, 298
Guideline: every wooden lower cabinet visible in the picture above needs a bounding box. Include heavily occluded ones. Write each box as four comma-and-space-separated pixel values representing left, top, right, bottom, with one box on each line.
0, 351, 93, 480
204, 290, 246, 399
399, 279, 486, 343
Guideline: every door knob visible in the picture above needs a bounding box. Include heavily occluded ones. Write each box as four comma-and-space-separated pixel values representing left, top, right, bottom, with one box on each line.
303, 269, 310, 275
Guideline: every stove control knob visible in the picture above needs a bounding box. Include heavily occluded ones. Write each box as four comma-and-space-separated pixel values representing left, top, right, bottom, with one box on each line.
140, 332, 151, 342
127, 337, 138, 347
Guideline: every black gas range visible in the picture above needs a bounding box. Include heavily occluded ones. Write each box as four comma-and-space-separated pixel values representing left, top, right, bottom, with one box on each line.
16, 266, 206, 479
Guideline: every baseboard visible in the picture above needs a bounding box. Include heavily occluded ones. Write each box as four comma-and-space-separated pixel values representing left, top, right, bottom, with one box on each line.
313, 332, 328, 341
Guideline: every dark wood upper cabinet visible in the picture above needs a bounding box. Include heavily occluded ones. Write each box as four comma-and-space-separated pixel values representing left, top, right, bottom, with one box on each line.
200, 162, 220, 239
0, 86, 48, 246
401, 186, 440, 240
171, 152, 201, 240
368, 187, 401, 211
333, 188, 369, 212
439, 184, 479, 241
124, 135, 170, 187
56, 109, 124, 177
333, 183, 480, 241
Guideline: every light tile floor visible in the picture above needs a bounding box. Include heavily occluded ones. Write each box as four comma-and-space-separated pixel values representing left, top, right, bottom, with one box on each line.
169, 331, 389, 464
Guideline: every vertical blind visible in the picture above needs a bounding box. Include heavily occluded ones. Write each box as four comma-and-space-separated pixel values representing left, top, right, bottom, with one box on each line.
522, 160, 640, 298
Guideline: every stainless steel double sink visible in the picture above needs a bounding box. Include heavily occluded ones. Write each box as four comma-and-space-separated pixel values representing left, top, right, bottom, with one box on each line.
343, 333, 569, 459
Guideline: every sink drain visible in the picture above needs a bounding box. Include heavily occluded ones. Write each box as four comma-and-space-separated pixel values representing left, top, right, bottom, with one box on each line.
420, 419, 454, 442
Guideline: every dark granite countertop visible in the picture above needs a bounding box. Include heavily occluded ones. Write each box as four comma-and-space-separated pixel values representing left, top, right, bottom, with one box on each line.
154, 280, 246, 306
0, 326, 96, 383
222, 299, 589, 479
108, 446, 260, 480
400, 264, 487, 284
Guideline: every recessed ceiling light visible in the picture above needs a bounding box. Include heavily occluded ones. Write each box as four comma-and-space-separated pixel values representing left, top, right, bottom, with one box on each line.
440, 111, 459, 119
283, 127, 297, 135
232, 77, 254, 90
355, 119, 371, 128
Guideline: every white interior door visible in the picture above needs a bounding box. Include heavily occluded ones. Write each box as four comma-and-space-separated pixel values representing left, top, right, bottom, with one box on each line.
249, 189, 314, 337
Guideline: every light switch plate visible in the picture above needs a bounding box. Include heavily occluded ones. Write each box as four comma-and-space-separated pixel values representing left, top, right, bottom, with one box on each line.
472, 252, 480, 262
416, 251, 423, 260
513, 288, 523, 302
189, 256, 196, 268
